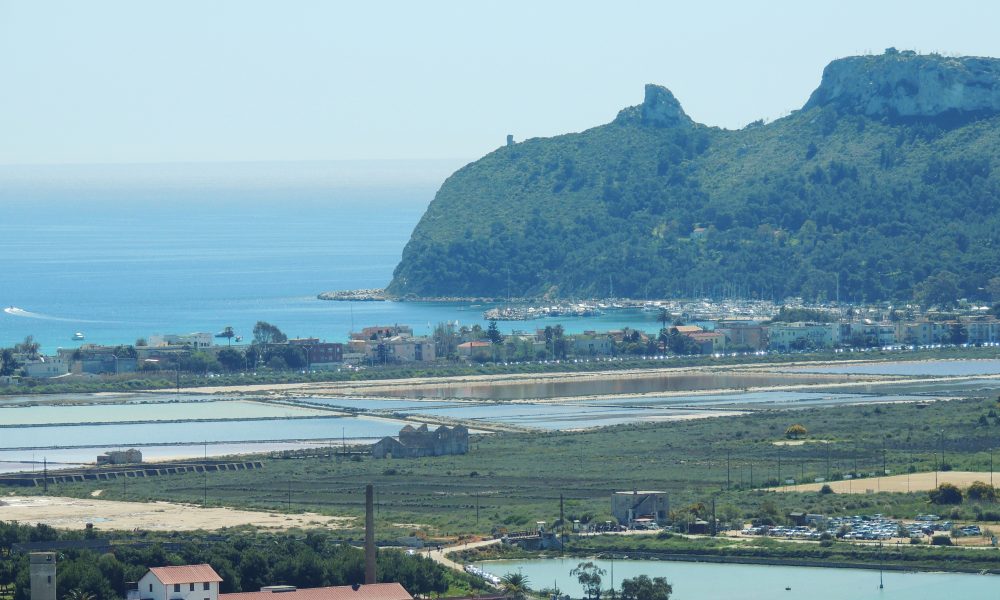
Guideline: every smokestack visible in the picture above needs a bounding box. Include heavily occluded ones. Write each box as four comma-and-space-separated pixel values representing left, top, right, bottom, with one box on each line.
364, 484, 376, 584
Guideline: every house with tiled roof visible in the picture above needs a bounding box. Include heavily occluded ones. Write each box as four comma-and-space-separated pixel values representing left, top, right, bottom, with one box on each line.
134, 565, 223, 600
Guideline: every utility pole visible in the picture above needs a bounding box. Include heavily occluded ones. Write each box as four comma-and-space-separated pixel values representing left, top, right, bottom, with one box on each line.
203, 442, 208, 506
476, 491, 480, 525
43, 458, 47, 494
826, 445, 831, 479
559, 494, 565, 543
882, 437, 887, 478
711, 496, 717, 536
726, 450, 731, 490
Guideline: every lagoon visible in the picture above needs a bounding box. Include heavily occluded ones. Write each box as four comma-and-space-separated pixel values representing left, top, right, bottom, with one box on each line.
0, 399, 332, 426
482, 558, 1000, 600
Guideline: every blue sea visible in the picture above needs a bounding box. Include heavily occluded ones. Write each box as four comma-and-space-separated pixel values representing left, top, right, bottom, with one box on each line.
0, 161, 662, 351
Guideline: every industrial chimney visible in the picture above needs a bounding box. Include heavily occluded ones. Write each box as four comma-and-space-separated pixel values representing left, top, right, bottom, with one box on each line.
364, 484, 376, 584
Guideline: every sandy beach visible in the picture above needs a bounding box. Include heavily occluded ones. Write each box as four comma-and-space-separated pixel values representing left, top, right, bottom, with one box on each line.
0, 495, 353, 531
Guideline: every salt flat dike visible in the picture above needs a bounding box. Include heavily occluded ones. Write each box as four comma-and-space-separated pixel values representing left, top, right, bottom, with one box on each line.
388, 49, 1000, 303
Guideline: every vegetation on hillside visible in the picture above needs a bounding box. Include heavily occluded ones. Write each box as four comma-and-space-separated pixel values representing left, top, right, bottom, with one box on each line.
0, 524, 480, 600
389, 55, 1000, 303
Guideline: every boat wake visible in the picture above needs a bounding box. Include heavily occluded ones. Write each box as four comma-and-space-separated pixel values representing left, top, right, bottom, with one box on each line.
3, 306, 107, 324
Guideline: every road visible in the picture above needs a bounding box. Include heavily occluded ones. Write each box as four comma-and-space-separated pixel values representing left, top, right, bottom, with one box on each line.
425, 537, 501, 572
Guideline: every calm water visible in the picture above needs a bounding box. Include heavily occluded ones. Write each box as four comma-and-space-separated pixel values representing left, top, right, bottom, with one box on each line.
483, 558, 1000, 600
0, 161, 663, 351
375, 373, 851, 400
0, 399, 331, 425
785, 359, 1000, 377
0, 415, 405, 449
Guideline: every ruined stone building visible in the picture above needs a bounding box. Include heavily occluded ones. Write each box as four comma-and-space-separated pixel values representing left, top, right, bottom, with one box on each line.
371, 424, 469, 458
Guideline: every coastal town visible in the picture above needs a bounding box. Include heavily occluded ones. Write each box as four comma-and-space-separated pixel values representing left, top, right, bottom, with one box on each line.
3, 298, 999, 382
8, 3, 1000, 599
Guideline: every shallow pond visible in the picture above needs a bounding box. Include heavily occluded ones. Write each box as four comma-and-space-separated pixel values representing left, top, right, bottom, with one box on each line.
375, 373, 852, 400
483, 557, 1000, 600
0, 399, 331, 425
784, 359, 1000, 377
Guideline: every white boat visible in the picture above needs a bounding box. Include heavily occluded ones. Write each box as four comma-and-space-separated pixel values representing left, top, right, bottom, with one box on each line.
72, 332, 84, 341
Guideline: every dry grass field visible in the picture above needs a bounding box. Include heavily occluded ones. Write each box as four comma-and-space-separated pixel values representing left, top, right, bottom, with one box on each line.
776, 470, 998, 494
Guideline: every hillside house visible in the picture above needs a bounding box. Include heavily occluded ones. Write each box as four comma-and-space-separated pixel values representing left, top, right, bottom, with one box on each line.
134, 564, 222, 600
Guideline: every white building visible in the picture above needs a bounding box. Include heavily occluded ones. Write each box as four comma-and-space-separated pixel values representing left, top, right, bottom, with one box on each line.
767, 322, 840, 351
134, 565, 222, 600
23, 356, 69, 378
148, 333, 214, 349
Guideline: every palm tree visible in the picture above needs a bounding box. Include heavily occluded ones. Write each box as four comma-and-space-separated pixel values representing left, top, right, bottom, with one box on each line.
64, 589, 96, 600
657, 308, 672, 332
501, 571, 531, 600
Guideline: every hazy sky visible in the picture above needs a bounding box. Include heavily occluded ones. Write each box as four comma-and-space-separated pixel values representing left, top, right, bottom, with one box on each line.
3, 0, 1000, 165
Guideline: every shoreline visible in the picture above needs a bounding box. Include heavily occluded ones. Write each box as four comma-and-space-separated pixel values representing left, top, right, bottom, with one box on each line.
479, 551, 1000, 576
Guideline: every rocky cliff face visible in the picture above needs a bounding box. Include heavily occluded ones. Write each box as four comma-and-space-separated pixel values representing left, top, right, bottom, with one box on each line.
615, 84, 694, 127
804, 49, 1000, 119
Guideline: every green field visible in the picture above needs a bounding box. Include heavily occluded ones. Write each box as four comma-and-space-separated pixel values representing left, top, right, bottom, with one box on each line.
32, 389, 1000, 542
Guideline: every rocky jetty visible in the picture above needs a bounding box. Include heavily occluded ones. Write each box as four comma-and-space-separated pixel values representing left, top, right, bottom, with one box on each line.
317, 289, 386, 301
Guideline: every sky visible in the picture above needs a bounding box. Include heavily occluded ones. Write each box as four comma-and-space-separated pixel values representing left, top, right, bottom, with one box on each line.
3, 0, 1000, 165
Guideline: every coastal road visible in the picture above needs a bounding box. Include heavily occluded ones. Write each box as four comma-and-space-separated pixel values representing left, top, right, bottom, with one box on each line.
425, 537, 500, 572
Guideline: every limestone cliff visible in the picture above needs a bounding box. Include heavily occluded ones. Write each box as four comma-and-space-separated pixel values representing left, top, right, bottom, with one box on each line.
614, 84, 694, 127
804, 49, 1000, 119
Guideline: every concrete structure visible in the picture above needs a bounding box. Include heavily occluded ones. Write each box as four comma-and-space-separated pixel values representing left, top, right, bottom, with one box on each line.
963, 316, 1000, 345
30, 552, 56, 600
767, 322, 840, 351
457, 341, 492, 360
149, 333, 214, 349
611, 490, 669, 526
97, 448, 142, 465
354, 325, 413, 340
372, 424, 469, 459
23, 356, 69, 379
571, 334, 613, 356
288, 340, 344, 368
716, 320, 767, 351
135, 564, 222, 600
894, 320, 951, 346
839, 322, 897, 347
686, 331, 727, 354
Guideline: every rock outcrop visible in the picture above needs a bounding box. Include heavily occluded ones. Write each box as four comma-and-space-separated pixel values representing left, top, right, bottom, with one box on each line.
615, 84, 693, 127
804, 49, 1000, 119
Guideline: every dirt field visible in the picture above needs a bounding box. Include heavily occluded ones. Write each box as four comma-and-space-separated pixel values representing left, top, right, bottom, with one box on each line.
0, 495, 354, 531
776, 471, 997, 494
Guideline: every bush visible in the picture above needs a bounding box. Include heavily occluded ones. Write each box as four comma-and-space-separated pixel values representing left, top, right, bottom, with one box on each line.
929, 483, 963, 505
819, 484, 834, 495
785, 424, 808, 439
967, 481, 997, 502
